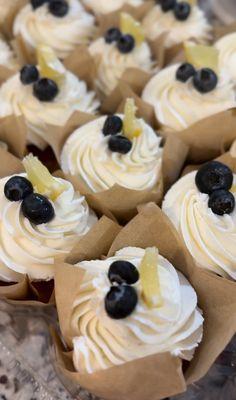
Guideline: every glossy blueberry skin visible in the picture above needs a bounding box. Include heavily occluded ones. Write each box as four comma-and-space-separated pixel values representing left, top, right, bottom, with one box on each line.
193, 68, 218, 93
49, 0, 69, 17
105, 285, 138, 319
33, 78, 59, 102
208, 190, 235, 216
108, 135, 132, 154
176, 63, 196, 83
174, 1, 191, 20
4, 176, 33, 202
31, 0, 49, 10
117, 34, 135, 54
195, 161, 233, 195
21, 193, 55, 225
20, 65, 39, 85
108, 260, 139, 285
105, 28, 122, 44
102, 115, 123, 136
159, 0, 176, 12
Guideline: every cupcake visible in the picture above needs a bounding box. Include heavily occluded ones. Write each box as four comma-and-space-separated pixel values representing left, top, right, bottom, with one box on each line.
71, 246, 203, 372
13, 0, 96, 60
0, 45, 99, 150
82, 0, 144, 15
0, 154, 97, 282
61, 98, 163, 193
215, 32, 236, 83
142, 44, 236, 132
142, 0, 211, 48
89, 13, 154, 97
163, 161, 236, 279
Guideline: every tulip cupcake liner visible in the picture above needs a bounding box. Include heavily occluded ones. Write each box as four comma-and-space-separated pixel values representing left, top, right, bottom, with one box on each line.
52, 203, 236, 400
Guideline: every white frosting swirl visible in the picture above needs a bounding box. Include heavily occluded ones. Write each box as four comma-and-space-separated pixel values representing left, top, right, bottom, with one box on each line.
163, 171, 236, 279
71, 246, 203, 373
0, 174, 97, 282
13, 0, 96, 59
142, 4, 211, 47
89, 38, 154, 96
142, 64, 236, 132
0, 37, 18, 70
61, 115, 163, 192
82, 0, 143, 14
0, 67, 100, 150
215, 32, 236, 83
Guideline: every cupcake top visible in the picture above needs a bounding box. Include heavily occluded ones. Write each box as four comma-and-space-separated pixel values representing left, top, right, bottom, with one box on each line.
71, 246, 203, 373
142, 1, 211, 47
13, 0, 96, 59
215, 32, 236, 83
163, 161, 236, 279
82, 0, 143, 14
61, 100, 163, 192
0, 45, 99, 150
142, 59, 236, 132
0, 36, 18, 70
0, 155, 97, 282
89, 13, 154, 96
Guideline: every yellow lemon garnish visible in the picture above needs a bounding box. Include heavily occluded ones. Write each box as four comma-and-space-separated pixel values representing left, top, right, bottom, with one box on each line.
37, 44, 65, 86
184, 42, 219, 72
185, 0, 197, 5
123, 98, 142, 139
140, 247, 163, 308
120, 13, 145, 46
23, 154, 66, 201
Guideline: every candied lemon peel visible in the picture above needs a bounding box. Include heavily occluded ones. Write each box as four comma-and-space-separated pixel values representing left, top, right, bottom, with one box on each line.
37, 44, 65, 86
23, 154, 66, 201
140, 247, 163, 308
184, 42, 219, 72
123, 98, 142, 139
120, 13, 145, 46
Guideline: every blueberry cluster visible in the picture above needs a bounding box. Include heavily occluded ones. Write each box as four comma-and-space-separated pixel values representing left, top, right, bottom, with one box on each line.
176, 63, 218, 93
20, 65, 59, 102
195, 161, 235, 216
105, 260, 139, 319
157, 0, 191, 21
31, 0, 69, 17
105, 28, 135, 54
102, 115, 132, 154
4, 176, 55, 225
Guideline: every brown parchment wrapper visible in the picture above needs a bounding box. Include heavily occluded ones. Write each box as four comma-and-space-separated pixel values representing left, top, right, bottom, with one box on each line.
49, 105, 188, 222
213, 21, 236, 41
53, 203, 236, 400
0, 114, 27, 159
0, 0, 27, 39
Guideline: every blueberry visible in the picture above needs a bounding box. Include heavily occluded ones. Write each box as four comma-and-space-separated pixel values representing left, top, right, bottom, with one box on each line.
195, 161, 233, 194
176, 63, 195, 82
33, 78, 58, 102
31, 0, 49, 9
105, 285, 138, 319
21, 193, 55, 225
49, 0, 69, 17
193, 68, 218, 93
108, 260, 139, 285
4, 176, 33, 202
159, 0, 176, 12
20, 65, 39, 85
174, 1, 191, 20
105, 28, 122, 44
208, 190, 235, 216
117, 34, 135, 54
108, 135, 132, 154
102, 115, 123, 136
